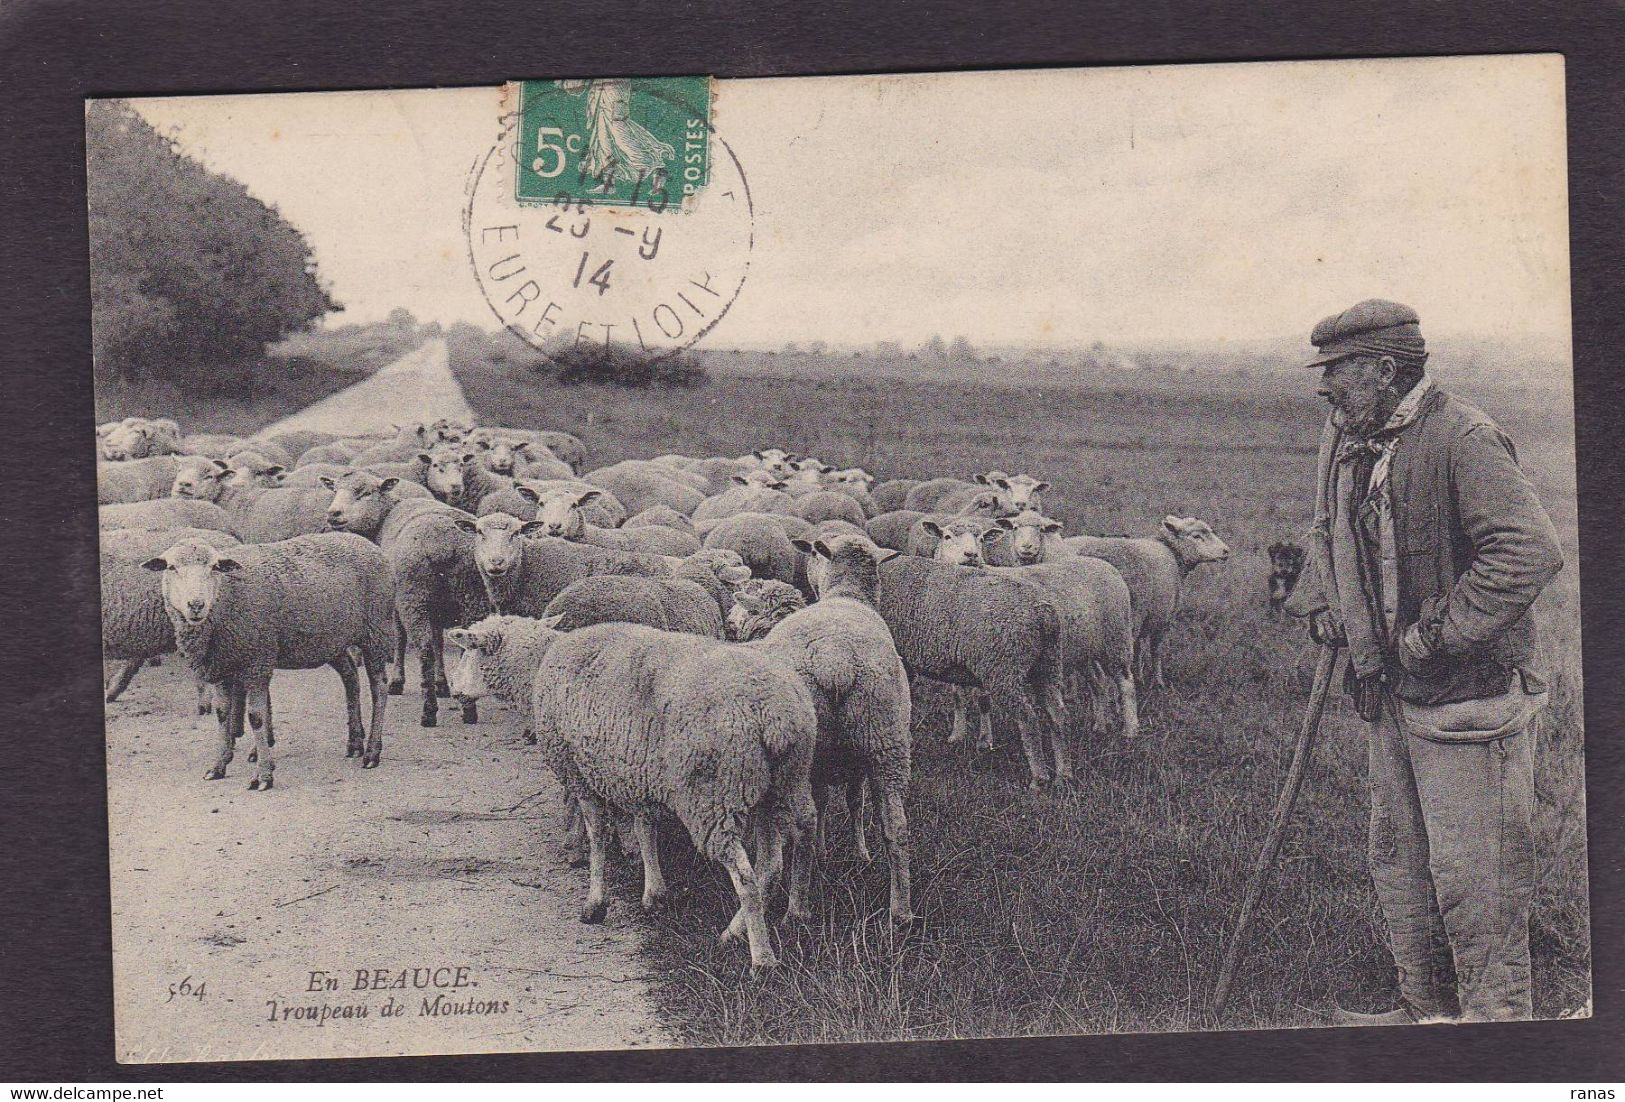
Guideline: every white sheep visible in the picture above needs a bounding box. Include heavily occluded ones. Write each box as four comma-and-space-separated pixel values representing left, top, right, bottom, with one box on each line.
527, 488, 702, 557
526, 620, 819, 969
623, 504, 698, 535
701, 512, 802, 588
100, 525, 240, 706
100, 498, 238, 537
542, 549, 749, 638
98, 456, 181, 504
691, 474, 795, 524
869, 479, 923, 514
477, 479, 626, 528
171, 454, 365, 542
583, 460, 707, 516
141, 532, 396, 789
985, 510, 1073, 566
100, 417, 183, 460
1064, 515, 1232, 690
457, 512, 674, 620
790, 490, 868, 528
416, 444, 513, 514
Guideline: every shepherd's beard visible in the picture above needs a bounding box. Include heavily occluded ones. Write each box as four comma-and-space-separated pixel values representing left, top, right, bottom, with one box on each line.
1335, 387, 1402, 438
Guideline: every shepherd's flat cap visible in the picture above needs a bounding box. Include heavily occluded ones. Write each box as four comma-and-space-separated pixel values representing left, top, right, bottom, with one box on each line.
1305, 299, 1422, 367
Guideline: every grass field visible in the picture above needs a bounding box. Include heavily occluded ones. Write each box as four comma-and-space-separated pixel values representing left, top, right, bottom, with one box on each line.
445, 342, 1589, 1043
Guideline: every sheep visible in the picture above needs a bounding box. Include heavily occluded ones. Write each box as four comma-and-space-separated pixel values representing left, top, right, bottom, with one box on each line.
869, 479, 922, 514
980, 474, 1050, 515
985, 510, 1073, 566
872, 551, 1070, 790
180, 432, 251, 460
417, 444, 512, 513
901, 477, 979, 513
457, 512, 673, 620
806, 519, 870, 544
511, 428, 586, 474
141, 532, 395, 789
223, 450, 288, 488
469, 432, 574, 481
98, 456, 181, 504
582, 460, 707, 517
675, 547, 754, 620
820, 469, 878, 517
295, 439, 369, 467
866, 509, 930, 553
100, 498, 237, 536
623, 504, 698, 535
691, 475, 795, 523
930, 518, 1140, 761
352, 423, 437, 465
726, 579, 806, 642
750, 535, 914, 925
739, 448, 798, 477
902, 490, 1011, 556
684, 456, 756, 495
694, 511, 812, 542
321, 468, 487, 726
790, 490, 868, 528
101, 417, 183, 460
477, 480, 626, 528
542, 550, 745, 638
701, 512, 801, 587
100, 526, 240, 705
1064, 515, 1233, 690
282, 463, 353, 488
256, 429, 339, 464
172, 454, 382, 543
526, 620, 819, 968
527, 488, 703, 557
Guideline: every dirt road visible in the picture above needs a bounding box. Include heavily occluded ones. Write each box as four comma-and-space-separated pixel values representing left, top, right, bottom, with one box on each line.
105, 660, 671, 1063
256, 336, 473, 438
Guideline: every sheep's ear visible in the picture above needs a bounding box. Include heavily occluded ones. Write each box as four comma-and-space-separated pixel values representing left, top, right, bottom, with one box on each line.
266, 465, 285, 477
767, 478, 788, 490
541, 614, 565, 630
1033, 481, 1051, 494
973, 473, 990, 485
520, 520, 550, 536
1162, 515, 1183, 533
512, 440, 530, 454
212, 557, 242, 573
574, 489, 603, 507
751, 450, 766, 460
461, 451, 478, 465
446, 628, 476, 651
979, 527, 1004, 543
722, 564, 753, 584
453, 517, 478, 533
790, 538, 815, 554
318, 476, 336, 490
813, 540, 834, 560
416, 452, 433, 464
731, 474, 750, 485
379, 478, 401, 495
140, 556, 168, 572
995, 517, 1015, 530
515, 485, 540, 503
877, 548, 902, 563
992, 476, 1011, 490
211, 458, 230, 471
920, 520, 945, 538
1042, 518, 1063, 533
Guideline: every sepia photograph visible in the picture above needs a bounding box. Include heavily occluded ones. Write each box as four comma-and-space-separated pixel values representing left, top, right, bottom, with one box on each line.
86, 54, 1586, 1063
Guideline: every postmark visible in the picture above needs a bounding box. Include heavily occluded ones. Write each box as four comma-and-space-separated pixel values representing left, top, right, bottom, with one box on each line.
464, 77, 752, 361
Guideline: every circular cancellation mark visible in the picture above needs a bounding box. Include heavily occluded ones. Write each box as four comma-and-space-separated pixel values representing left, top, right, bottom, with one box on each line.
463, 81, 754, 363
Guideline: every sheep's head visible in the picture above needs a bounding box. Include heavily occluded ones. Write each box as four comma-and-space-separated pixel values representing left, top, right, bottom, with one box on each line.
924, 517, 1000, 568
103, 418, 170, 460
224, 450, 286, 488
321, 470, 401, 537
418, 445, 476, 502
748, 448, 797, 477
788, 458, 832, 485
142, 539, 241, 626
686, 547, 753, 589
791, 533, 897, 598
732, 470, 787, 491
828, 467, 875, 489
432, 417, 474, 444
961, 490, 1006, 519
996, 511, 1064, 565
457, 513, 548, 578
992, 474, 1050, 513
727, 578, 806, 641
474, 434, 527, 475
1161, 515, 1232, 568
519, 486, 599, 539
1267, 541, 1306, 607
170, 456, 231, 502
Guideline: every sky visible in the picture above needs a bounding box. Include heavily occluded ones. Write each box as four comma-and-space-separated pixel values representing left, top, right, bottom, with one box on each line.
127, 54, 1570, 353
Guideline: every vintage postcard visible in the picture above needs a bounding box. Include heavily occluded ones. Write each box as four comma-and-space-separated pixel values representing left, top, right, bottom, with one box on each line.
90, 54, 1585, 1062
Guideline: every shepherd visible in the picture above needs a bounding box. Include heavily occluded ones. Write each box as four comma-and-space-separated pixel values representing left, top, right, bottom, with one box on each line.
1291, 298, 1563, 1024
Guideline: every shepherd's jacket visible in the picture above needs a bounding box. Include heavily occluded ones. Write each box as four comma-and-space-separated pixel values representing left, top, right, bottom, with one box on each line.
1298, 386, 1563, 706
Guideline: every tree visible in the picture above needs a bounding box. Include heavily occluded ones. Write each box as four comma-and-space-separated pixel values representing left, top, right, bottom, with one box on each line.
922, 334, 946, 360
86, 100, 337, 388
948, 335, 976, 362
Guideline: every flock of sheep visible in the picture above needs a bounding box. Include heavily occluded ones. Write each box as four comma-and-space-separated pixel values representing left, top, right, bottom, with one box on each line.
97, 413, 1234, 970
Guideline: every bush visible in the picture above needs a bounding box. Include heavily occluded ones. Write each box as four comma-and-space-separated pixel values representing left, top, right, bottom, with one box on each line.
550, 341, 707, 388
86, 100, 337, 389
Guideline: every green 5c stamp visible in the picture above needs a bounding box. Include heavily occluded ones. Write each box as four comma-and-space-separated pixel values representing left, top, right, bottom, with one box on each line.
515, 77, 712, 208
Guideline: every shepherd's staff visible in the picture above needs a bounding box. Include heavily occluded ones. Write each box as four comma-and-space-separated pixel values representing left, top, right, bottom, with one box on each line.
1211, 641, 1341, 1017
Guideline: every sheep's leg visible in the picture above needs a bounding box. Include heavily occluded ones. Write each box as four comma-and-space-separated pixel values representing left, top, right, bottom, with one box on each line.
846, 776, 873, 864
1151, 632, 1167, 691
362, 650, 388, 768
633, 814, 667, 911
784, 781, 819, 923
333, 653, 365, 759
947, 688, 968, 744
433, 628, 450, 699
195, 677, 213, 716
1117, 668, 1140, 739
976, 691, 996, 751
418, 632, 439, 727
246, 678, 274, 791
720, 840, 778, 971
105, 659, 142, 702
388, 614, 406, 695
577, 797, 610, 924
561, 802, 588, 867
991, 681, 1050, 790
876, 785, 914, 927
457, 626, 478, 725
204, 681, 237, 780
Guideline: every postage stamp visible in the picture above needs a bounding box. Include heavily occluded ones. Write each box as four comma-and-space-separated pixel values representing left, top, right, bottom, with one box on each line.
466, 78, 750, 361
513, 77, 712, 208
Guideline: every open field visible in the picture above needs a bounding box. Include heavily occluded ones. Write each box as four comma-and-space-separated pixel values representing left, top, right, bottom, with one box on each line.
446, 342, 1588, 1044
